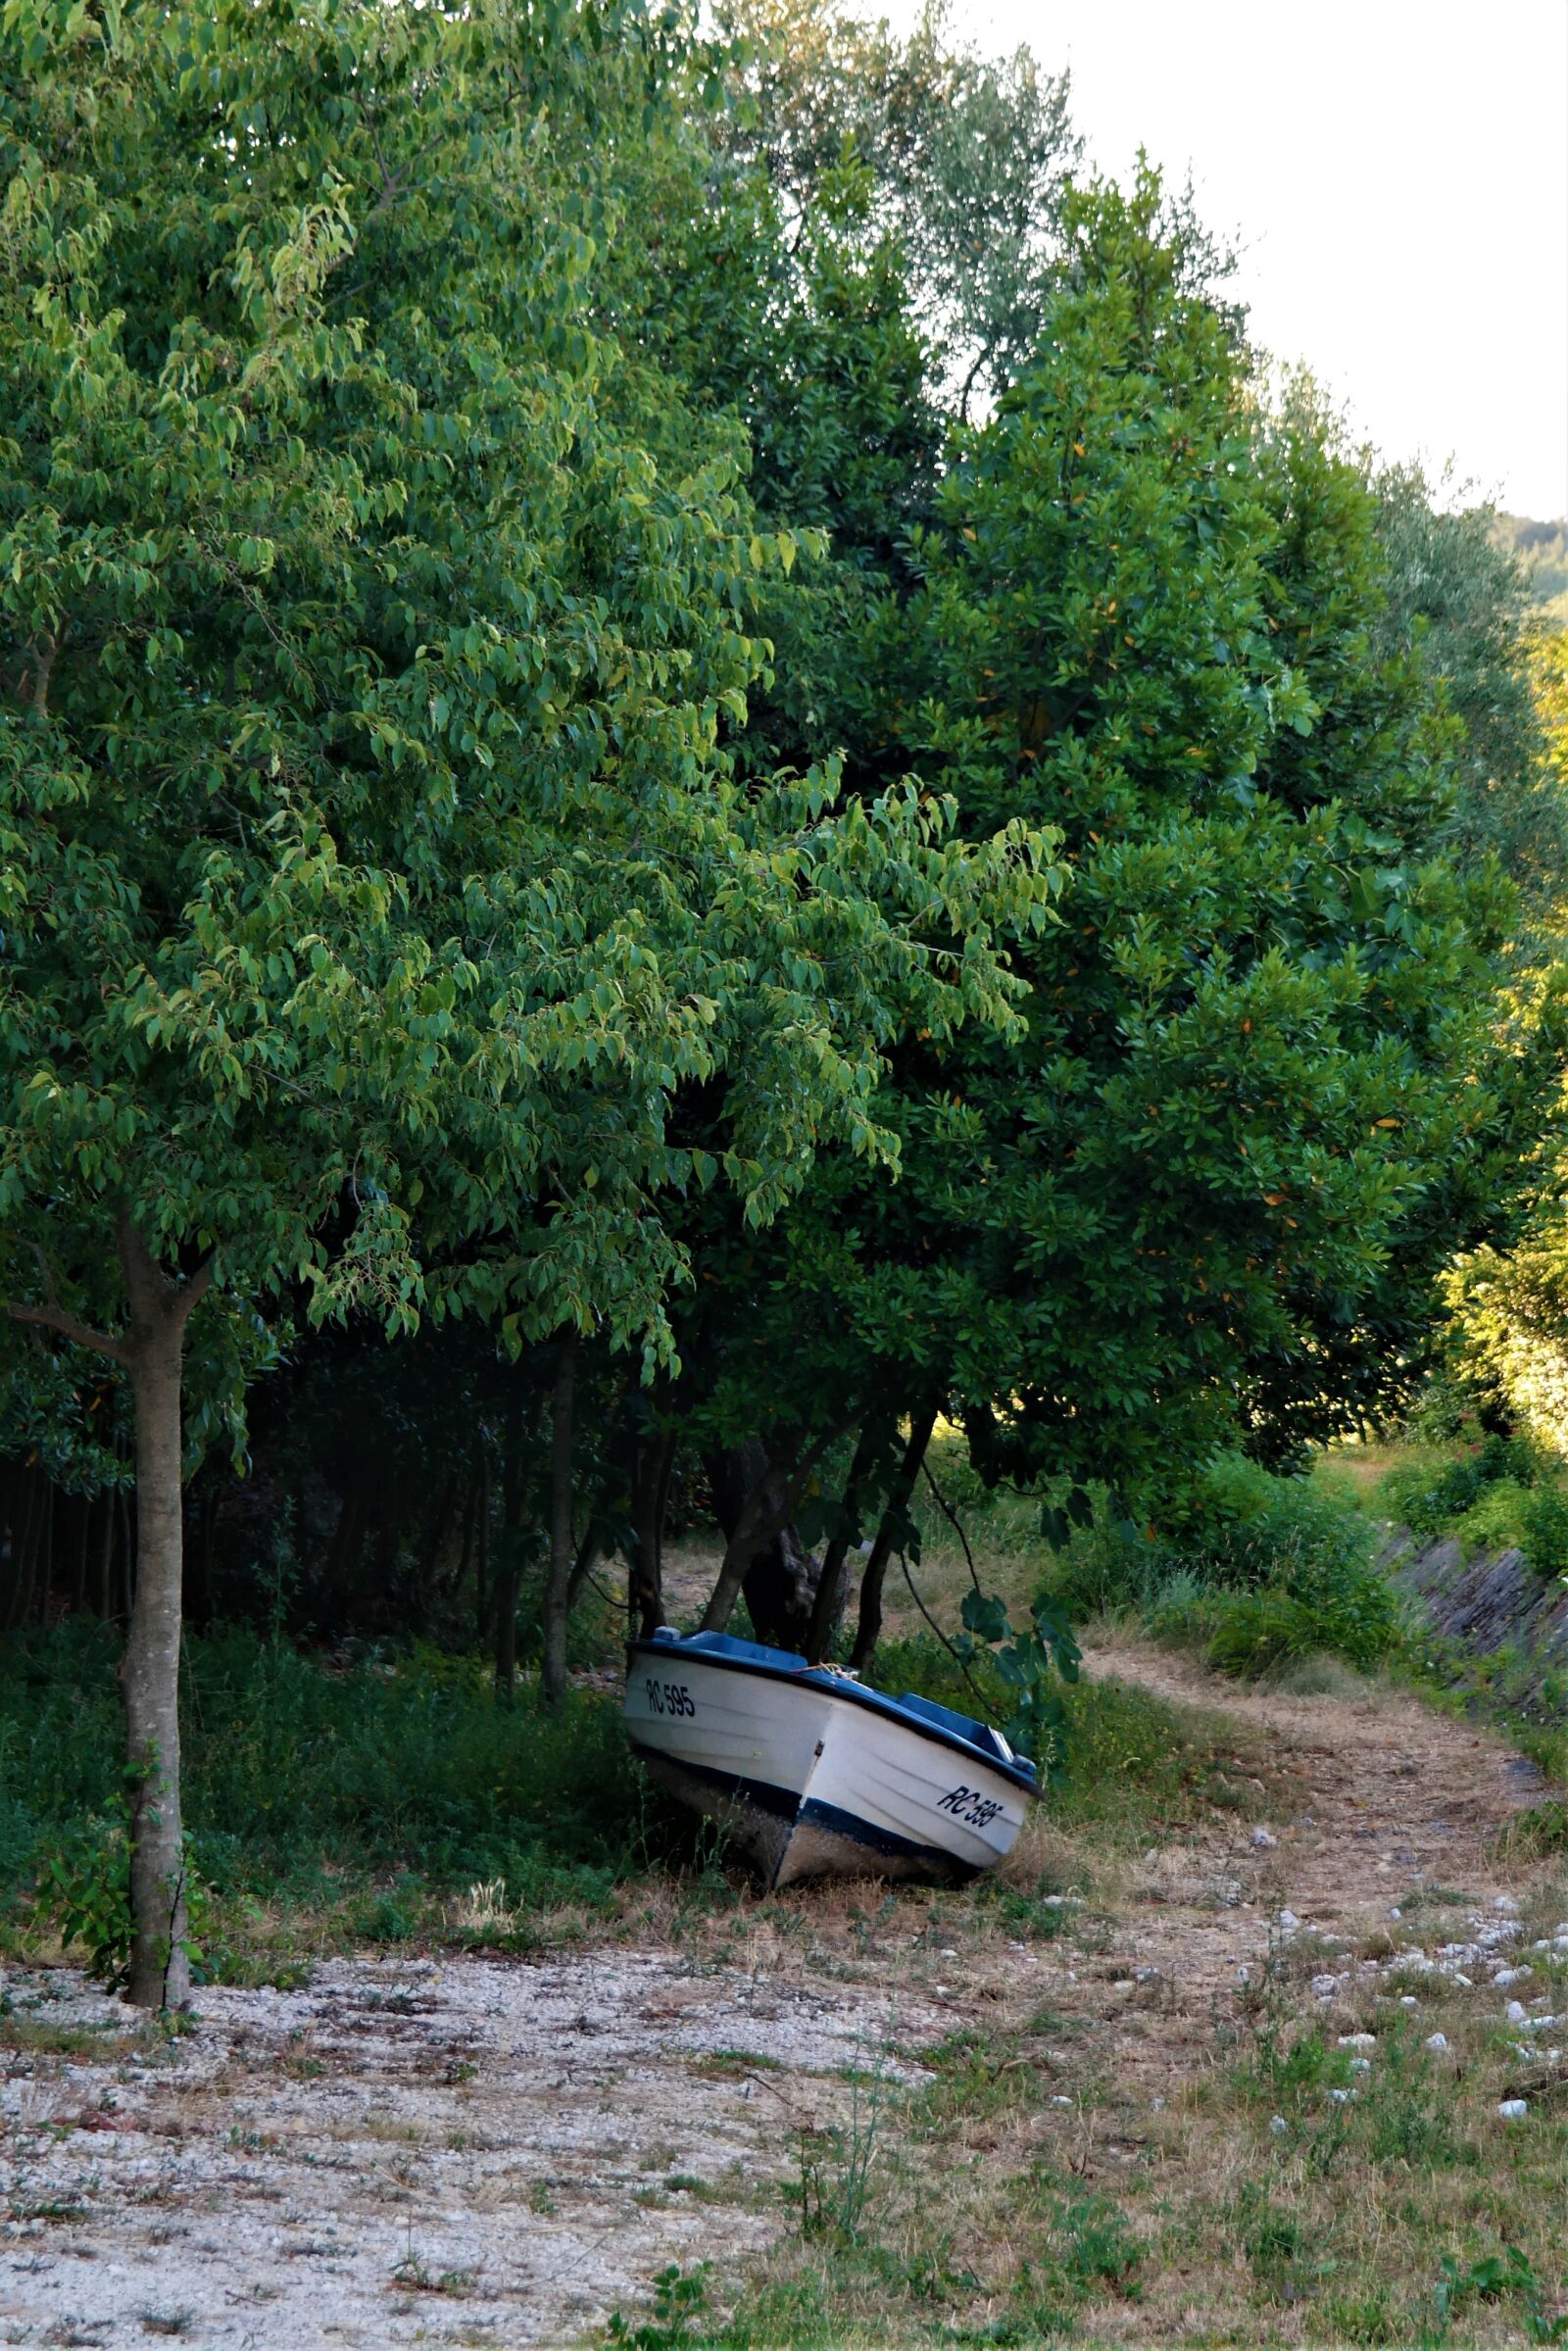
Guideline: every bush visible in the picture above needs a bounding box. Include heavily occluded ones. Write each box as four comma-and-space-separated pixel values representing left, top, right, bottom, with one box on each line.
1382, 1432, 1568, 1577
1044, 1454, 1402, 1678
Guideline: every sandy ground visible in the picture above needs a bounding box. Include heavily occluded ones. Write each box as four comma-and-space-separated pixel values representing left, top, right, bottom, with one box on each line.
2, 1641, 1560, 2349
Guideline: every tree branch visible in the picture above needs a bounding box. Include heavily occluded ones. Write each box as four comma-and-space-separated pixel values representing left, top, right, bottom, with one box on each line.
4, 1299, 129, 1364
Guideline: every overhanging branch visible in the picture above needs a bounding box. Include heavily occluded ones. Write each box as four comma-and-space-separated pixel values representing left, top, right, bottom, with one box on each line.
4, 1298, 129, 1364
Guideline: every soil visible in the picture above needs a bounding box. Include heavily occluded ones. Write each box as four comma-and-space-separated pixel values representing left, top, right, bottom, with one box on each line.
2, 1641, 1560, 2349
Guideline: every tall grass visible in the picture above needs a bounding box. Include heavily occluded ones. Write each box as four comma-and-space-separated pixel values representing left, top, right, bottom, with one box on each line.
0, 1623, 648, 1929
1041, 1453, 1403, 1678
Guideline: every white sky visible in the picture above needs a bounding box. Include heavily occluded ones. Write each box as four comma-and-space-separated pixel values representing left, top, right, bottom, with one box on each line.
891, 0, 1568, 518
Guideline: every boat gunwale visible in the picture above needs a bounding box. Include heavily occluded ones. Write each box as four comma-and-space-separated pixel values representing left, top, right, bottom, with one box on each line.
627, 1632, 1038, 1795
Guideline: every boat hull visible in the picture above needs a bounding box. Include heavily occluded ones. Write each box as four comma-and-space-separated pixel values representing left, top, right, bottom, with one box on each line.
624, 1638, 1033, 1888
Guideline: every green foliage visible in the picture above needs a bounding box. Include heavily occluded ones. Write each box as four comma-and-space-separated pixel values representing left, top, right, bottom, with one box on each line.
883, 1629, 1279, 1840
0, 0, 1054, 1422
1047, 1453, 1401, 1676
35, 1772, 209, 1991
1382, 1432, 1568, 1577
1368, 457, 1557, 907
956, 1587, 1080, 1771
710, 0, 1084, 413
0, 1625, 673, 1940
605, 2265, 713, 2350
720, 163, 1533, 1539
1433, 2246, 1568, 2345
35, 1803, 134, 1989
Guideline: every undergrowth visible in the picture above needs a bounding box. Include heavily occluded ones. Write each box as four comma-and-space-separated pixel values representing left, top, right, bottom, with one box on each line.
0, 1622, 715, 1973
1382, 1432, 1568, 1578
1040, 1452, 1403, 1679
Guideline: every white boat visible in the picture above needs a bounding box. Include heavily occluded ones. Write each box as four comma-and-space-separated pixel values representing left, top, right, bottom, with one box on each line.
623, 1628, 1037, 1888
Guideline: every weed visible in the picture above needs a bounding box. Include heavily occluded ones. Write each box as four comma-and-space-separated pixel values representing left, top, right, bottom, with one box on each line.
1056, 2193, 1143, 2297
391, 2254, 477, 2295
1433, 2246, 1568, 2343
797, 2051, 889, 2246
605, 2264, 712, 2348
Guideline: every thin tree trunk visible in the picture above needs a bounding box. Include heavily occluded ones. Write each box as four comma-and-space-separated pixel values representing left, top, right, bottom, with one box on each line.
493, 1382, 531, 1701
473, 1452, 490, 1643
629, 1430, 675, 1640
7, 1470, 42, 1631
2, 1213, 211, 2005
122, 1317, 190, 2008
74, 1491, 91, 1616
118, 1485, 133, 1625
804, 1425, 876, 1665
98, 1481, 116, 1621
116, 1214, 210, 2012
850, 1403, 940, 1675
453, 1460, 478, 1597
541, 1332, 578, 1705
416, 1474, 457, 1606
36, 1476, 52, 1623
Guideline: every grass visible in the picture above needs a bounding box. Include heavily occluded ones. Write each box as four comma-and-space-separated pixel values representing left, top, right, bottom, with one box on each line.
0, 1590, 1290, 1988
672, 1883, 1568, 2349
0, 1617, 754, 1979
10, 1430, 1568, 2348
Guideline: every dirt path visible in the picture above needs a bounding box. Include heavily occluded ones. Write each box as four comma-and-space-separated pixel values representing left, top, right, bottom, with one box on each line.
1009, 1639, 1563, 2104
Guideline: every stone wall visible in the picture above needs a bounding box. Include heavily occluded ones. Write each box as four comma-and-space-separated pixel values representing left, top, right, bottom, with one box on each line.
1385, 1531, 1568, 1705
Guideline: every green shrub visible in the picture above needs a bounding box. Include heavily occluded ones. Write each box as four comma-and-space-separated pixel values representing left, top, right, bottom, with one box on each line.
1203, 1592, 1324, 1680
1043, 1455, 1401, 1678
1382, 1433, 1568, 1578
0, 1626, 674, 1943
1520, 1484, 1568, 1578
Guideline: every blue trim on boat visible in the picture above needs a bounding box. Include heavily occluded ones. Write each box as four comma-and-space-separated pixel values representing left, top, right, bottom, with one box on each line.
625, 1739, 970, 1870
795, 1793, 968, 1870
631, 1630, 1037, 1792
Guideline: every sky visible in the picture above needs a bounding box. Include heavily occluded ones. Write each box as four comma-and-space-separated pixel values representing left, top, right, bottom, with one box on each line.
886, 0, 1568, 519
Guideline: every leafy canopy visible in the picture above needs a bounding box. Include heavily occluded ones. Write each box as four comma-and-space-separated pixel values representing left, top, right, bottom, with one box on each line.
0, 0, 1058, 1390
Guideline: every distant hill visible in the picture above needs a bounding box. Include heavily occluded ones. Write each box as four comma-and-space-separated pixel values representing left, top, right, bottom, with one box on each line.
1492, 513, 1568, 624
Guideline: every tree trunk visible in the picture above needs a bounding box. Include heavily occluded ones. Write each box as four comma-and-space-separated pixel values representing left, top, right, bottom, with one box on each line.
98, 1479, 116, 1621
850, 1403, 940, 1675
122, 1316, 191, 2009
699, 1418, 856, 1641
541, 1332, 578, 1705
493, 1388, 524, 1702
712, 1441, 823, 1649
114, 1213, 211, 2013
473, 1451, 491, 1642
804, 1425, 876, 1665
629, 1430, 675, 1640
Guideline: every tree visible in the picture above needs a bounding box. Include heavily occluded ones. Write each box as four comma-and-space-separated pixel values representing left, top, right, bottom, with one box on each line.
662, 173, 1534, 1660
0, 0, 1054, 1998
711, 0, 1080, 412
